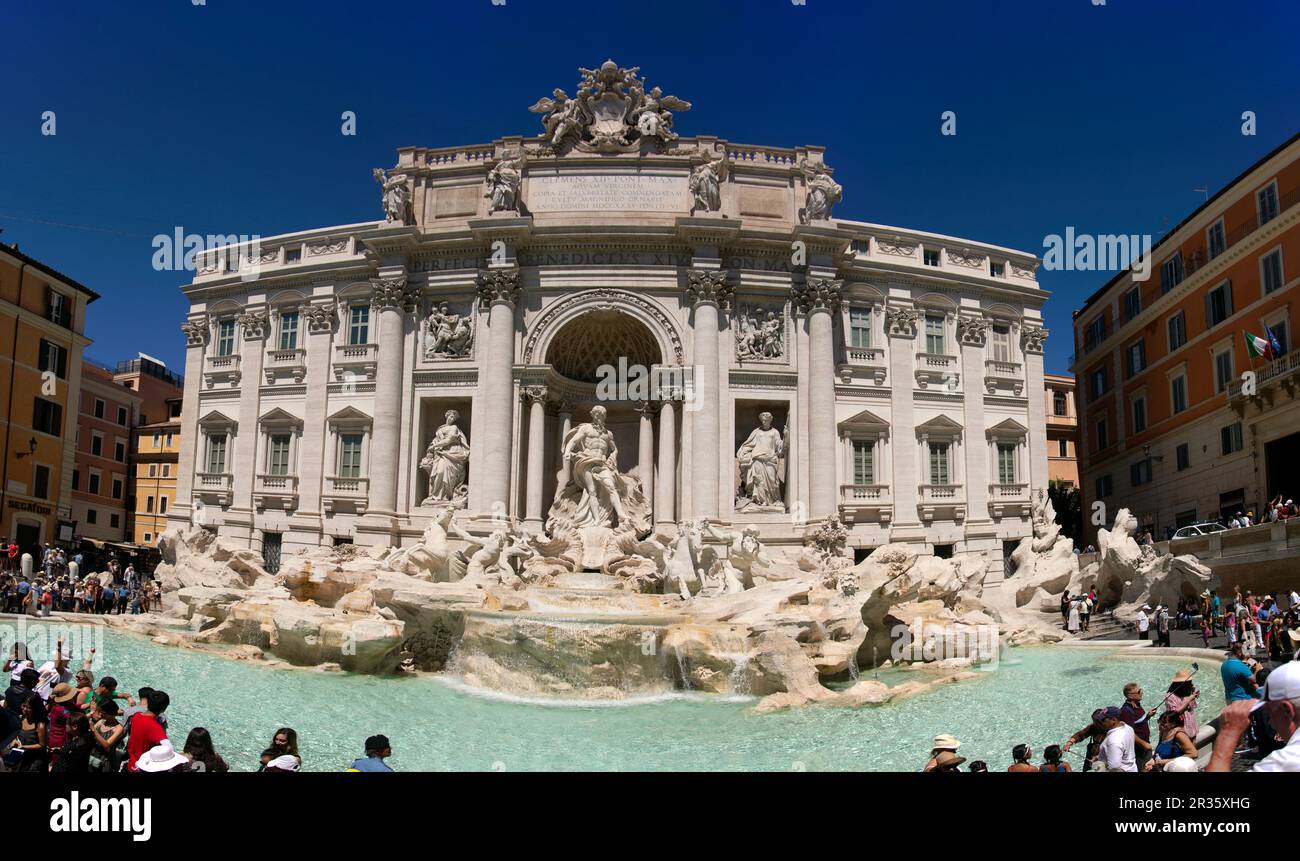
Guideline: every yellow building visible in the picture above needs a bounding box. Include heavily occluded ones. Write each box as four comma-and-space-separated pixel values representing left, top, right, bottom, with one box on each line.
0, 243, 98, 554
132, 397, 181, 545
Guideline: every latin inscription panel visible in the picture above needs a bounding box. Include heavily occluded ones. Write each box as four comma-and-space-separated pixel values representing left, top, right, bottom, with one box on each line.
526, 174, 686, 213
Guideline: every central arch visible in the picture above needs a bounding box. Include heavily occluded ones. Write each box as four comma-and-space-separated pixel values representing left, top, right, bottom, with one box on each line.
522, 288, 685, 369
546, 309, 662, 383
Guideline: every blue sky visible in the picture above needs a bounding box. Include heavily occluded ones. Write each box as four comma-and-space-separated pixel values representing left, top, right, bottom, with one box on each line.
1, 0, 1296, 375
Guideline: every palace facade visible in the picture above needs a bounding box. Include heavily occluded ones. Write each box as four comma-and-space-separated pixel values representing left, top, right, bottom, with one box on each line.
170, 62, 1049, 580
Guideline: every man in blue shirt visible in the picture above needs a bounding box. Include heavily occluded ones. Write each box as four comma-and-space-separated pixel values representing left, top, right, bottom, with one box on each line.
348, 735, 394, 772
1221, 643, 1260, 702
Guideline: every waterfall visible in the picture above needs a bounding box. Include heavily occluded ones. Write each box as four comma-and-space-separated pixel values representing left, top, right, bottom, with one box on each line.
672, 642, 693, 691
729, 648, 751, 696
847, 649, 860, 682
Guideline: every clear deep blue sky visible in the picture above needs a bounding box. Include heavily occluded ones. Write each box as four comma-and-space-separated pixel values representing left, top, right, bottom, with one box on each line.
2, 0, 1296, 375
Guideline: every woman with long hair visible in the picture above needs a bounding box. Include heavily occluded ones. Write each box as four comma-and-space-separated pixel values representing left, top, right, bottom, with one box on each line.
52, 714, 92, 773
1148, 710, 1198, 771
11, 696, 50, 772
1039, 745, 1071, 772
259, 727, 300, 771
1163, 669, 1200, 738
183, 727, 229, 773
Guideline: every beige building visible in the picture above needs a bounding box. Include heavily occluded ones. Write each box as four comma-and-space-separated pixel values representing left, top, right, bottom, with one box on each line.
132, 397, 181, 545
1044, 373, 1078, 487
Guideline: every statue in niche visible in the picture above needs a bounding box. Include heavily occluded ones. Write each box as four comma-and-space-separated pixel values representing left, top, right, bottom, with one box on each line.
420, 410, 470, 506
424, 302, 474, 358
799, 161, 842, 224
485, 156, 522, 213
735, 305, 784, 360
558, 405, 628, 528
689, 152, 726, 214
735, 412, 786, 512
372, 168, 412, 225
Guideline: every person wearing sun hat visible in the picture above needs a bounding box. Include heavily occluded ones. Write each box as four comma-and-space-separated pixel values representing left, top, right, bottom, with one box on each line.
921, 734, 961, 772
1208, 660, 1300, 772
1163, 668, 1201, 738
136, 740, 191, 773
929, 751, 965, 772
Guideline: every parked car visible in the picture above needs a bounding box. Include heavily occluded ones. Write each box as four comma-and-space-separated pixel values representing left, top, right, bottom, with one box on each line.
1171, 522, 1228, 539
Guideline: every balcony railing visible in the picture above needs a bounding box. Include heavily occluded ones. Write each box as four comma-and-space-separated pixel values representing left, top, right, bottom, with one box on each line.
837, 346, 887, 384
322, 475, 369, 514
1227, 349, 1300, 399
988, 482, 1029, 499
915, 353, 958, 389
983, 359, 1024, 395
837, 484, 892, 524
203, 354, 241, 388
333, 343, 378, 381
195, 472, 232, 505
254, 474, 299, 510
919, 483, 962, 503
264, 348, 307, 384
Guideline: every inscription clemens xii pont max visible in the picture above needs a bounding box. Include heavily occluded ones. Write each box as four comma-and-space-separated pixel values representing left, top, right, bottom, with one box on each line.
526, 174, 686, 213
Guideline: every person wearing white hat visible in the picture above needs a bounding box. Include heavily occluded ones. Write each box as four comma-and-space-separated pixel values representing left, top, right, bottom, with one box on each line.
1207, 661, 1300, 772
922, 734, 961, 772
136, 740, 190, 773
263, 753, 300, 772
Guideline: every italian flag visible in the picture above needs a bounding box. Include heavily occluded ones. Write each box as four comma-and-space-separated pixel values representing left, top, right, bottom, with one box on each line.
1245, 330, 1274, 360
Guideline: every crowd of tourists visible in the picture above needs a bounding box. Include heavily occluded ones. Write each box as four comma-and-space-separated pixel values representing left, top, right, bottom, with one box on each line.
0, 642, 393, 772
1, 545, 161, 617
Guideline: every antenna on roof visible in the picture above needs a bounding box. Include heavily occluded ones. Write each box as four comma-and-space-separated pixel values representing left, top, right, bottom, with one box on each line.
1193, 187, 1208, 201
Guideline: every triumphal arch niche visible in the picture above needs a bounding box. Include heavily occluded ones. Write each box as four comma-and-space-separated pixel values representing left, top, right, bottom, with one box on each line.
180, 57, 1047, 579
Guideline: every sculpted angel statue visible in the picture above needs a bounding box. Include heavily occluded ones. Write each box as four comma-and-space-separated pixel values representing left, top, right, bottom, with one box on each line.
736, 412, 785, 511
689, 153, 726, 214
420, 410, 470, 504
485, 156, 522, 213
528, 89, 585, 148
425, 302, 472, 358
800, 162, 843, 223
372, 168, 412, 225
560, 405, 627, 527
632, 86, 691, 140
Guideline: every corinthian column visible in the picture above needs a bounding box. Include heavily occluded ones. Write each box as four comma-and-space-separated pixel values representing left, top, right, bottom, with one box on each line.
685, 270, 732, 519
522, 386, 547, 528
656, 394, 677, 530
478, 269, 521, 515
230, 308, 269, 521
793, 278, 842, 519
171, 317, 208, 529
637, 401, 657, 514
368, 275, 417, 516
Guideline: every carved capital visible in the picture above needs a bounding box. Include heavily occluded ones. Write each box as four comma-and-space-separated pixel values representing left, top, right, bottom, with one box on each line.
956, 315, 990, 346
476, 269, 521, 309
370, 275, 418, 312
883, 306, 920, 338
636, 399, 661, 418
301, 300, 337, 334
520, 385, 548, 406
791, 278, 842, 313
237, 310, 270, 341
1021, 325, 1048, 353
685, 270, 733, 308
181, 317, 209, 348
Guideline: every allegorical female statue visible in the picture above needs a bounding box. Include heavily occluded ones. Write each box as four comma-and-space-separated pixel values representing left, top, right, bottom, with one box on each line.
485, 157, 522, 213
559, 405, 627, 527
372, 167, 412, 225
736, 411, 785, 511
421, 410, 470, 506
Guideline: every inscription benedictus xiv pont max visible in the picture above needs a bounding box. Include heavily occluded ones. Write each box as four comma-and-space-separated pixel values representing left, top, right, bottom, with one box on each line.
526, 174, 686, 213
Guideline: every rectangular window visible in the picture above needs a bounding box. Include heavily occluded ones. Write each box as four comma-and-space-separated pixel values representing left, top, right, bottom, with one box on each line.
143, 533, 152, 544
37, 339, 68, 379
91, 434, 103, 457
1261, 249, 1284, 295
94, 399, 105, 419
207, 433, 227, 474
48, 290, 72, 328
153, 432, 161, 448
990, 324, 1011, 363
1207, 221, 1226, 259
1084, 316, 1106, 349
1268, 322, 1290, 356
1096, 474, 1113, 499
348, 305, 370, 346
216, 319, 236, 357
111, 477, 123, 500
1206, 281, 1234, 327
1053, 391, 1067, 416
1130, 460, 1153, 486
1213, 349, 1233, 394
33, 398, 63, 436
1058, 439, 1069, 458
114, 440, 126, 462
1125, 340, 1146, 378
1132, 397, 1147, 433
997, 443, 1017, 484
928, 442, 950, 485
72, 469, 79, 491
849, 308, 871, 349
1123, 287, 1141, 321
146, 496, 155, 514
1090, 367, 1107, 400
162, 464, 169, 477
285, 247, 302, 263
1160, 252, 1185, 294
1167, 311, 1187, 351
148, 464, 157, 477
1176, 443, 1190, 471
33, 464, 50, 499
339, 433, 364, 478
1171, 375, 1188, 414
159, 497, 168, 514
278, 311, 300, 351
1220, 422, 1243, 455
923, 248, 940, 267
268, 434, 292, 476
88, 472, 101, 495
924, 315, 945, 354
86, 509, 97, 525
110, 513, 119, 529
1258, 182, 1279, 225
990, 261, 1004, 278
1096, 417, 1109, 450
116, 406, 128, 426
852, 439, 874, 485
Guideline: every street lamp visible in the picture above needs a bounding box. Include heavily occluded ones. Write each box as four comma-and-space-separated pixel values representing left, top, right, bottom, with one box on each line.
14, 437, 37, 459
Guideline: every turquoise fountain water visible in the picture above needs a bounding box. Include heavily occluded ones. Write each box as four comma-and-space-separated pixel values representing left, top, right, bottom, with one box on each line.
48, 626, 1224, 771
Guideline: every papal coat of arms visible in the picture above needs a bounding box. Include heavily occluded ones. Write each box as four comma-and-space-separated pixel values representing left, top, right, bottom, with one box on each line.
528, 60, 691, 153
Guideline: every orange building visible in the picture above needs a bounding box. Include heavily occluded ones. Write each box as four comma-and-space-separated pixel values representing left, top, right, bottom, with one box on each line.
0, 243, 98, 554
132, 397, 181, 546
1072, 132, 1300, 544
1044, 373, 1078, 487
71, 360, 141, 541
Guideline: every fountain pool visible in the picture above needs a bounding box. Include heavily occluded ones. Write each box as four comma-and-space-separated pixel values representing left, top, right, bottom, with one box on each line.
45, 625, 1223, 771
